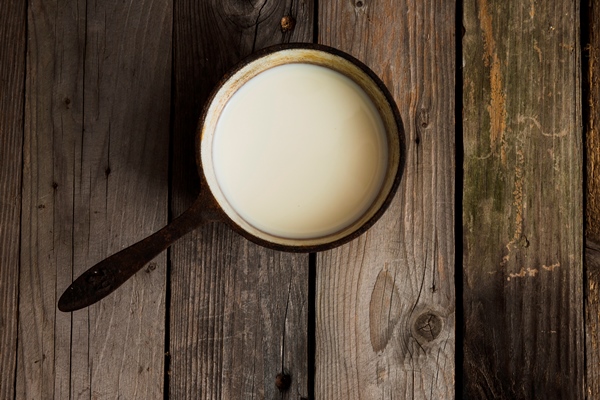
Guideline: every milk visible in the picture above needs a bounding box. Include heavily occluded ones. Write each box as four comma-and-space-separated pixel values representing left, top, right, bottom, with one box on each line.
212, 63, 388, 239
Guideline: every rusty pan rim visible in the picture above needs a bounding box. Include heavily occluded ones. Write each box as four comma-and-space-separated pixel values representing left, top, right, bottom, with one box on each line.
195, 43, 405, 253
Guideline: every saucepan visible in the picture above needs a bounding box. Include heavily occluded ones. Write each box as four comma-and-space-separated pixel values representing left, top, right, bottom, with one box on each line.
58, 43, 404, 312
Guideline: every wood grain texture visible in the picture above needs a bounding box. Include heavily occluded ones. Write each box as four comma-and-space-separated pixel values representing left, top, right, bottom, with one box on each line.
587, 0, 600, 244
463, 0, 583, 398
18, 0, 171, 397
169, 1, 313, 398
586, 1, 600, 397
0, 0, 26, 398
587, 240, 600, 398
316, 1, 456, 398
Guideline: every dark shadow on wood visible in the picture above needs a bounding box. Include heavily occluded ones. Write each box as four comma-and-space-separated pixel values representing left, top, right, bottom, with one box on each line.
164, 14, 178, 396
586, 240, 600, 398
455, 0, 465, 398
584, 0, 600, 396
312, 0, 318, 44
169, 2, 313, 398
307, 253, 316, 400
0, 0, 27, 398
582, 0, 591, 397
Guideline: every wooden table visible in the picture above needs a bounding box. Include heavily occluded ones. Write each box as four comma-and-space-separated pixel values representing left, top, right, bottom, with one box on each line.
1, 0, 597, 398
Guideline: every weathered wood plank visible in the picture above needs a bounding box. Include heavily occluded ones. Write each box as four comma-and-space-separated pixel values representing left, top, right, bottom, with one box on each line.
316, 1, 456, 398
0, 0, 26, 398
18, 0, 171, 397
169, 1, 313, 399
586, 0, 600, 397
587, 240, 600, 398
586, 0, 600, 245
463, 0, 583, 398
19, 0, 86, 396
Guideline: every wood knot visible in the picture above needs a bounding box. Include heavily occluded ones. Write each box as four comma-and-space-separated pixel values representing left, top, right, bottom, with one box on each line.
275, 372, 291, 392
413, 312, 443, 342
280, 16, 296, 32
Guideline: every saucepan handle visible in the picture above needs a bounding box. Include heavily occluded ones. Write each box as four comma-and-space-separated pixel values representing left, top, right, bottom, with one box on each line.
58, 196, 208, 312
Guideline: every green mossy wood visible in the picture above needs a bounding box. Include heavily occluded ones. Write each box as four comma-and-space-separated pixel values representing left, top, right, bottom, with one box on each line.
463, 0, 583, 398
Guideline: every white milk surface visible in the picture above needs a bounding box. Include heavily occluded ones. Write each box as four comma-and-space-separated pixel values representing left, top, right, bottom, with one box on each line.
213, 63, 388, 239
